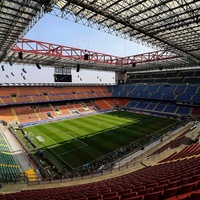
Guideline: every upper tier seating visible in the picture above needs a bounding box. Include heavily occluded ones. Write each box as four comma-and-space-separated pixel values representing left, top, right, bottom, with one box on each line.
0, 86, 112, 106
109, 83, 199, 104
126, 69, 200, 84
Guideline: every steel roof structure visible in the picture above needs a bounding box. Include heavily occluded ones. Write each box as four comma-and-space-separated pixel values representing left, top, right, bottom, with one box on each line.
1, 0, 200, 72
0, 1, 45, 62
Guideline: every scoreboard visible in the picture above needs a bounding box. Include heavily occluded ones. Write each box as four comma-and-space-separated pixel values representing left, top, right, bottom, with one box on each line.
54, 67, 72, 82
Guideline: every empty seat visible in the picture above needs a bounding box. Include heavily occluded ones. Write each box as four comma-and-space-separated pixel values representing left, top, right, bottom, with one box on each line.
121, 192, 137, 199
71, 197, 86, 200
195, 180, 200, 191
103, 192, 116, 199
178, 178, 189, 186
162, 187, 179, 199
189, 192, 200, 200
118, 189, 131, 196
158, 180, 168, 185
189, 175, 200, 183
133, 185, 145, 192
145, 182, 157, 188
143, 191, 162, 200
166, 181, 179, 189
177, 183, 195, 195
137, 188, 152, 195
104, 196, 119, 200
87, 194, 102, 200
123, 195, 143, 200
153, 184, 166, 192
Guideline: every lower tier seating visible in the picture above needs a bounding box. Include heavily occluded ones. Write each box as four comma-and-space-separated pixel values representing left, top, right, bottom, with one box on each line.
1, 151, 200, 199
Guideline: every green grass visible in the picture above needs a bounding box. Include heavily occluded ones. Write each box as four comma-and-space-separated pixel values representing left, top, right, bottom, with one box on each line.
22, 111, 178, 170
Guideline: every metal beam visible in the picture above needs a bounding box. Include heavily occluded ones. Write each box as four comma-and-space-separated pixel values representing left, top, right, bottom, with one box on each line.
10, 38, 181, 69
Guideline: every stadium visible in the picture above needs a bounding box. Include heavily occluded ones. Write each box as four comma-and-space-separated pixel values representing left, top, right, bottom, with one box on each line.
0, 0, 200, 199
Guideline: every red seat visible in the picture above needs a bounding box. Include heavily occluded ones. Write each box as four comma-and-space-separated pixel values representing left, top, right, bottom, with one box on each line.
164, 196, 188, 200
178, 178, 189, 186
170, 177, 180, 182
145, 182, 157, 188
104, 196, 119, 200
121, 192, 136, 200
87, 194, 102, 200
123, 195, 143, 200
133, 185, 145, 192
195, 180, 200, 191
118, 189, 131, 196
189, 192, 200, 200
0, 194, 5, 200
158, 180, 168, 185
153, 184, 166, 192
177, 183, 195, 195
162, 186, 179, 199
71, 194, 86, 199
143, 191, 162, 200
103, 192, 116, 199
189, 175, 200, 183
137, 188, 152, 195
71, 197, 86, 200
166, 181, 179, 189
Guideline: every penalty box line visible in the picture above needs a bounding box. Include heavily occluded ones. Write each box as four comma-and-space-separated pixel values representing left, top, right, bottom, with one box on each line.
59, 139, 88, 156
35, 133, 75, 169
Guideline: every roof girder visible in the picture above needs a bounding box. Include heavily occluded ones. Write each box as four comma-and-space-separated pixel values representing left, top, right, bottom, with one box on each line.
53, 0, 200, 64
0, 0, 45, 62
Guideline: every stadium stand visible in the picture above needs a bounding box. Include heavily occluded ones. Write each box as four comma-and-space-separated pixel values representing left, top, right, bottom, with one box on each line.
0, 107, 15, 123
94, 99, 113, 110
14, 106, 40, 124
160, 142, 200, 162
0, 132, 21, 182
116, 98, 130, 107
0, 147, 200, 199
106, 69, 200, 118
0, 78, 199, 199
2, 1, 200, 199
126, 69, 200, 85
0, 86, 112, 106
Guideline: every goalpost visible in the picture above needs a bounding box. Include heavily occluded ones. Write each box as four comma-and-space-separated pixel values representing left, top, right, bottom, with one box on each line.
36, 135, 46, 146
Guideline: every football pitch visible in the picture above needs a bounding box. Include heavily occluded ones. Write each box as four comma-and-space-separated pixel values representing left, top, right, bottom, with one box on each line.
23, 111, 178, 170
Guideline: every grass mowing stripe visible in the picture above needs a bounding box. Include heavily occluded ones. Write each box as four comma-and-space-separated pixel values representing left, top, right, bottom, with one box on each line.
60, 121, 89, 135
93, 114, 132, 125
67, 120, 102, 134
53, 139, 87, 155
87, 114, 132, 124
22, 111, 178, 170
50, 123, 83, 138
48, 124, 76, 140
120, 126, 146, 136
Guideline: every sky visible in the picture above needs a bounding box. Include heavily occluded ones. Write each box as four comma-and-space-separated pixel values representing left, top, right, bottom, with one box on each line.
0, 13, 155, 84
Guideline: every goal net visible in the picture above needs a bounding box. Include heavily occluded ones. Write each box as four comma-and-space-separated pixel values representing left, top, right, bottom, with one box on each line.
36, 136, 45, 145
